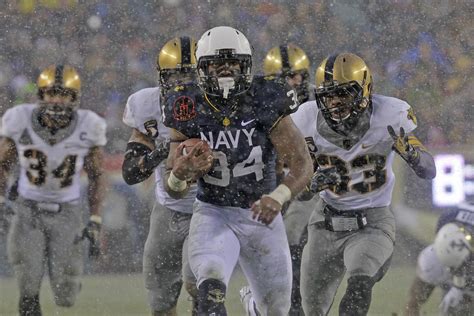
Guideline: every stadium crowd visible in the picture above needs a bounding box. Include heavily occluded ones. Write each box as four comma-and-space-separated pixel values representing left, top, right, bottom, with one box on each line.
1, 0, 473, 152
0, 1, 473, 315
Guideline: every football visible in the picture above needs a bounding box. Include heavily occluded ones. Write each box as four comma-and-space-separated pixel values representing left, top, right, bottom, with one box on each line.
181, 138, 213, 178
182, 138, 211, 156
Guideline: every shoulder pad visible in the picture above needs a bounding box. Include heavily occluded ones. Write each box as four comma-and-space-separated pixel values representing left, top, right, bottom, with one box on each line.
78, 110, 107, 147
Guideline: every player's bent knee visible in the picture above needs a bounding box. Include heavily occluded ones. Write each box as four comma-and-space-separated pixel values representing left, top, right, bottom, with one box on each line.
339, 275, 375, 316
197, 279, 227, 315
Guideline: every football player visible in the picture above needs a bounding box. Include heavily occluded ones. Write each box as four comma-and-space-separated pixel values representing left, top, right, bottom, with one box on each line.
0, 65, 106, 316
263, 43, 313, 105
162, 26, 313, 316
240, 43, 315, 316
291, 53, 437, 315
121, 36, 199, 316
405, 202, 473, 316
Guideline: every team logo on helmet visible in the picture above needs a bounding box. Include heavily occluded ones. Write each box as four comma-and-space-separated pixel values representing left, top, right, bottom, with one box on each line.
173, 96, 196, 121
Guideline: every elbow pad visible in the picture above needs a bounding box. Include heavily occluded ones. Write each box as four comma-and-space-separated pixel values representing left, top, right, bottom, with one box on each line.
122, 142, 169, 185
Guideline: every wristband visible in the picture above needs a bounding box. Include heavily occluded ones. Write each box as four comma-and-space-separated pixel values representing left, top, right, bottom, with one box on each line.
266, 184, 292, 206
167, 171, 187, 192
89, 215, 102, 225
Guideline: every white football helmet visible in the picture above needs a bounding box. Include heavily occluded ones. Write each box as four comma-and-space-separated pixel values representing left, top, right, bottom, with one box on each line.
434, 223, 472, 269
195, 26, 253, 98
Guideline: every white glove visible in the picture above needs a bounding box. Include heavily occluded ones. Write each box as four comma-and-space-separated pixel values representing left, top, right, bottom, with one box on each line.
439, 286, 463, 315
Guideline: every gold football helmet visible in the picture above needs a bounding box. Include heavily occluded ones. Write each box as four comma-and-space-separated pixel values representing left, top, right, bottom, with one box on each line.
263, 44, 311, 102
314, 53, 372, 133
156, 36, 197, 92
37, 65, 81, 129
263, 44, 310, 76
37, 65, 81, 101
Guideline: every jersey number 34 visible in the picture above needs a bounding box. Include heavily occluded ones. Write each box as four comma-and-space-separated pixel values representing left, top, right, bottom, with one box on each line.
24, 149, 77, 188
203, 146, 263, 187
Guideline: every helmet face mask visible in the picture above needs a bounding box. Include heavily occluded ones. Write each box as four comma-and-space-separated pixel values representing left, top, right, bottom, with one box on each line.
197, 51, 252, 99
316, 80, 365, 125
196, 27, 253, 99
315, 53, 372, 134
159, 68, 197, 92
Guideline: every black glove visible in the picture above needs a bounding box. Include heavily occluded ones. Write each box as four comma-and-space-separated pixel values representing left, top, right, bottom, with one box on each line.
309, 167, 341, 193
142, 141, 170, 171
0, 202, 14, 235
76, 216, 101, 258
387, 126, 420, 165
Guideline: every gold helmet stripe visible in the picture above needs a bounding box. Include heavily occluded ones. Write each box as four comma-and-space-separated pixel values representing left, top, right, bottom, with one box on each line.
181, 36, 191, 65
279, 45, 290, 72
324, 54, 338, 82
55, 65, 64, 87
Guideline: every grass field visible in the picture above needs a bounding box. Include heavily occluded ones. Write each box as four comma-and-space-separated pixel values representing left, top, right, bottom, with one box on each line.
0, 265, 441, 315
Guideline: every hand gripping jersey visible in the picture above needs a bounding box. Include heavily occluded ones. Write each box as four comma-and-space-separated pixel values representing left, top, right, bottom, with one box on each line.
291, 94, 417, 210
123, 87, 196, 214
163, 77, 297, 208
1, 104, 107, 203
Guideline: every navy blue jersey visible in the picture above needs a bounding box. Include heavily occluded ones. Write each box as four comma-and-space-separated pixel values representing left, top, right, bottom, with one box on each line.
163, 76, 297, 208
436, 203, 474, 233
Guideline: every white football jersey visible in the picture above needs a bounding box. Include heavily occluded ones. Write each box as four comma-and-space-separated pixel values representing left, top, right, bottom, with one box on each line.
291, 94, 417, 210
417, 245, 452, 286
1, 104, 107, 203
123, 87, 196, 214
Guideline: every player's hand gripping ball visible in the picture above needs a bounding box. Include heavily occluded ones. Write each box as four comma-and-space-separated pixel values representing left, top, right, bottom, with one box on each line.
177, 138, 213, 180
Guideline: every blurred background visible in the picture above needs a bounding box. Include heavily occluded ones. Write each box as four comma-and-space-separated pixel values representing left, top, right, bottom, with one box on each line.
0, 0, 473, 314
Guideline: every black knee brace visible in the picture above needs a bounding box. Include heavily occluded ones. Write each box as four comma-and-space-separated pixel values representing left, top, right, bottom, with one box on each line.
19, 295, 41, 316
339, 275, 374, 316
197, 279, 227, 316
